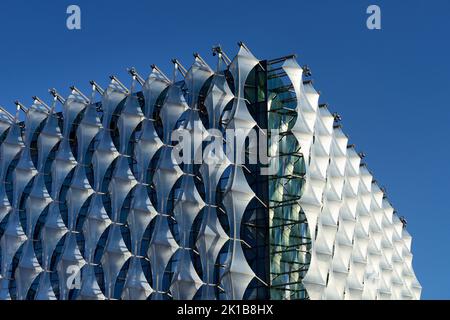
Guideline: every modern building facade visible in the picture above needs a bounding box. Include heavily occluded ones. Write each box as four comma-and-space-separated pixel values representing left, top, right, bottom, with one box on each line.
0, 43, 421, 300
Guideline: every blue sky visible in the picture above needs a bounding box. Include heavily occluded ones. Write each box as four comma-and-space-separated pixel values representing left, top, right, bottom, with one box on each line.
0, 0, 449, 299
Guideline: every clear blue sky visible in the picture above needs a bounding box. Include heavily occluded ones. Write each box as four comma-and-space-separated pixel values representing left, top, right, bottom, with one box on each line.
0, 0, 449, 299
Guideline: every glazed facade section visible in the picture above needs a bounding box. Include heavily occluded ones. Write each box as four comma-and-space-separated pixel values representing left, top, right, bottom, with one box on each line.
0, 43, 421, 300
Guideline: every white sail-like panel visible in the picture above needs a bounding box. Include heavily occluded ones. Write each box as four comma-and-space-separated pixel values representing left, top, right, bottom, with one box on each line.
128, 184, 157, 255
284, 59, 317, 165
41, 202, 68, 270
78, 265, 106, 300
147, 215, 179, 299
197, 144, 230, 299
37, 112, 62, 172
221, 240, 256, 300
66, 165, 94, 230
101, 224, 132, 299
204, 74, 234, 129
108, 156, 137, 222
0, 114, 13, 225
159, 85, 188, 144
184, 55, 214, 108
220, 166, 256, 299
0, 123, 24, 220
152, 146, 183, 214
170, 249, 204, 300
121, 256, 153, 300
35, 272, 57, 300
117, 92, 144, 156
83, 193, 111, 261
142, 66, 171, 118
14, 240, 43, 300
91, 129, 119, 192
56, 232, 86, 300
25, 173, 51, 237
76, 102, 102, 165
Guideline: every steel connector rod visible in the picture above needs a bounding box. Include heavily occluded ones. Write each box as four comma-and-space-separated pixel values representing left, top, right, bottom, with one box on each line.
127, 67, 145, 86
32, 96, 51, 111
14, 100, 28, 113
150, 64, 171, 83
193, 52, 209, 68
89, 80, 105, 95
171, 59, 188, 78
69, 86, 90, 103
212, 45, 231, 66
109, 75, 129, 93
0, 105, 16, 121
49, 88, 66, 104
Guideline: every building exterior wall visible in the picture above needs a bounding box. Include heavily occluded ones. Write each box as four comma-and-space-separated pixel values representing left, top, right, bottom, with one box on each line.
0, 43, 421, 300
